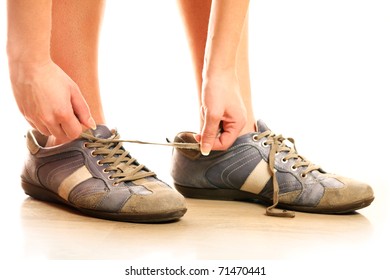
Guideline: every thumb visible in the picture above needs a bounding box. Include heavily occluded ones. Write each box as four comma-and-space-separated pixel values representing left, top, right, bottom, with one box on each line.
200, 108, 221, 156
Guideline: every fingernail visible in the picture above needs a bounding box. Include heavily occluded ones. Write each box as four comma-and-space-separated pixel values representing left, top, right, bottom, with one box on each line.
201, 143, 211, 156
88, 117, 97, 130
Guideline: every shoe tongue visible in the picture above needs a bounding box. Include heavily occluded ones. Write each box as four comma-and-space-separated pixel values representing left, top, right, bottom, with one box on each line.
89, 125, 113, 139
256, 119, 271, 133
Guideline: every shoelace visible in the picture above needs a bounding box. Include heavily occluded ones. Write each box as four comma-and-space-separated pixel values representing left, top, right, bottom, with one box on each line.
253, 130, 321, 218
82, 130, 318, 218
81, 131, 200, 185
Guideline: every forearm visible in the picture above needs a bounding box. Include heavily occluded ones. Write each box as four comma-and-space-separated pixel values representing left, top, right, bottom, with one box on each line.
204, 0, 250, 75
7, 0, 52, 64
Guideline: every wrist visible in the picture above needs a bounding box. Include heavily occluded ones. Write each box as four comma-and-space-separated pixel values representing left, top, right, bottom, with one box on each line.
203, 45, 236, 73
7, 39, 51, 65
8, 57, 52, 83
202, 64, 237, 83
203, 48, 238, 80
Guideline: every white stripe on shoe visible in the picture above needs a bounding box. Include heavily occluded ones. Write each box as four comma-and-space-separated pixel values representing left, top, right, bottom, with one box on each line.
240, 160, 272, 194
58, 166, 93, 200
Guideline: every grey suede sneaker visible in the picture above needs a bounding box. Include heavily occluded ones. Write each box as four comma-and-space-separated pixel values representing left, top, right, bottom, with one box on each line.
22, 125, 187, 222
171, 120, 374, 217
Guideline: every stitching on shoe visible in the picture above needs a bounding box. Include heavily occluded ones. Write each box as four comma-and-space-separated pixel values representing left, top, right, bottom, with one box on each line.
45, 156, 84, 187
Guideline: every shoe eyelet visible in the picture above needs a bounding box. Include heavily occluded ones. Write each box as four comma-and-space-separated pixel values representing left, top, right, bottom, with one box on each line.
102, 168, 109, 173
97, 160, 103, 166
252, 134, 260, 142
291, 165, 297, 171
281, 158, 288, 163
112, 182, 119, 186
300, 173, 307, 178
83, 142, 89, 148
261, 141, 269, 148
108, 175, 114, 180
91, 150, 97, 157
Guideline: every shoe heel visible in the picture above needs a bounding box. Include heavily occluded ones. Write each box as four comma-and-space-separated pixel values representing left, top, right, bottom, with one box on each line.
21, 181, 61, 203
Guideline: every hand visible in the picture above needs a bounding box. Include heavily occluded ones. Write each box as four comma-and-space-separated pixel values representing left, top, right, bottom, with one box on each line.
9, 60, 95, 142
197, 70, 247, 155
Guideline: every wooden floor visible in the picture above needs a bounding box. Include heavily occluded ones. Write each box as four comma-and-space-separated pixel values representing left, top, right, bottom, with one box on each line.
1, 178, 388, 279
1, 180, 387, 260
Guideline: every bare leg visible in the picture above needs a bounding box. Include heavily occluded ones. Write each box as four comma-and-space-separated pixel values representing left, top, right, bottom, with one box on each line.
177, 0, 256, 136
48, 0, 105, 145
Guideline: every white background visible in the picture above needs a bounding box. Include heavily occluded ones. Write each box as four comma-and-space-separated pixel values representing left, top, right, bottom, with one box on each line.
1, 1, 389, 180
0, 0, 389, 279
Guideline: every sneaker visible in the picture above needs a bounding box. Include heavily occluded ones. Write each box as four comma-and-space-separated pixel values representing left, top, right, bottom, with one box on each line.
171, 119, 374, 217
21, 125, 187, 222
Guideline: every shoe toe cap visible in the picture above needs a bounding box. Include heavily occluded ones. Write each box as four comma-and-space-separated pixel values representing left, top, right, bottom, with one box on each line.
120, 179, 187, 215
121, 188, 187, 215
317, 176, 374, 211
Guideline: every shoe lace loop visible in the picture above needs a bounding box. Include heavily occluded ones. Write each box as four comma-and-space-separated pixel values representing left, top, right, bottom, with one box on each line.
255, 130, 321, 218
81, 131, 200, 186
82, 132, 156, 185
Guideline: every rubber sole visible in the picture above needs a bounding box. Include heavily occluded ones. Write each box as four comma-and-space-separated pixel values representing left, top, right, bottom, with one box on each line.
22, 181, 187, 223
174, 183, 375, 215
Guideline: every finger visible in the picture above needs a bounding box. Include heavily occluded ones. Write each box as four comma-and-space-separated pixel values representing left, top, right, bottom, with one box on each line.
26, 119, 38, 131
212, 123, 241, 150
200, 108, 222, 156
26, 117, 50, 136
45, 122, 68, 141
61, 115, 83, 140
211, 114, 246, 150
70, 86, 96, 130
33, 123, 51, 137
195, 106, 205, 144
199, 105, 205, 131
